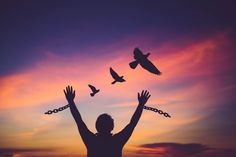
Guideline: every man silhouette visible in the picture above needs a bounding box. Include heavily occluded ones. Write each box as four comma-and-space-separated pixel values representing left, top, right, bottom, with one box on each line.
64, 86, 151, 157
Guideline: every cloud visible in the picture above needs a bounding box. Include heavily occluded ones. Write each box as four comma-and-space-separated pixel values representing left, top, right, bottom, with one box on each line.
137, 143, 208, 157
0, 31, 233, 110
0, 148, 53, 157
132, 142, 236, 157
0, 147, 87, 157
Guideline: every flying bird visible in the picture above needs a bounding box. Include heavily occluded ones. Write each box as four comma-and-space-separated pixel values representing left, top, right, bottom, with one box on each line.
129, 48, 161, 75
110, 67, 126, 84
88, 84, 100, 97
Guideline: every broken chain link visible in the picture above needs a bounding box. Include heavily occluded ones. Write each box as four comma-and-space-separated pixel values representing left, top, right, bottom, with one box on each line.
143, 105, 171, 118
44, 104, 70, 115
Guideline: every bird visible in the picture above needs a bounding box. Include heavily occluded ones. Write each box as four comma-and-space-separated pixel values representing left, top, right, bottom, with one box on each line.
88, 84, 100, 97
110, 67, 126, 84
129, 48, 161, 75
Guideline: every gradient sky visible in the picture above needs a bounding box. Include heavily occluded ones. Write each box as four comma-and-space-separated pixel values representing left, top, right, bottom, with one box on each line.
1, 1, 236, 157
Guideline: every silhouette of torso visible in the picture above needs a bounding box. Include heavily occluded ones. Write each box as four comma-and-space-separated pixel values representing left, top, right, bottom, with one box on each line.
81, 125, 133, 157
87, 134, 124, 157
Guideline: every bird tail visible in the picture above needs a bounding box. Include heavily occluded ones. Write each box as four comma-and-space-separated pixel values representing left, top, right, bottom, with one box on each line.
111, 80, 116, 84
90, 93, 95, 97
129, 61, 139, 69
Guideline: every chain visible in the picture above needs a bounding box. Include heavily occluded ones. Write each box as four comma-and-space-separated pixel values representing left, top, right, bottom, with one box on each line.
143, 105, 171, 118
44, 104, 70, 115
45, 104, 171, 118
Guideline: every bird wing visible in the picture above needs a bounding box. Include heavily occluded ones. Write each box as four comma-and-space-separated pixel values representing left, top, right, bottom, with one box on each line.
140, 59, 161, 75
88, 84, 96, 92
110, 67, 120, 79
134, 48, 144, 59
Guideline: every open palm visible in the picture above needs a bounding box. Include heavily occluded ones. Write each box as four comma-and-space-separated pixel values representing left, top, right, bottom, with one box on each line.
138, 90, 151, 106
64, 86, 75, 103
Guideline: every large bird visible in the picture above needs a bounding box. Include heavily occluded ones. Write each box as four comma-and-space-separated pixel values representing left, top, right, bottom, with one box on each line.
88, 84, 100, 97
110, 67, 126, 84
129, 48, 161, 75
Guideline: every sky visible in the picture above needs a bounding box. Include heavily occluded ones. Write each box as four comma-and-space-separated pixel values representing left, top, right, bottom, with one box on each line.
0, 0, 236, 157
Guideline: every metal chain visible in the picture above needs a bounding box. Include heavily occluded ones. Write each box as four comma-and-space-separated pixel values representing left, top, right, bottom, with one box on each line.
143, 105, 171, 118
44, 104, 70, 115
45, 104, 171, 118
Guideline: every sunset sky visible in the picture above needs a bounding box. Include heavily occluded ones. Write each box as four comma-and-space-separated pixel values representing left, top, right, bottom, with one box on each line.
1, 1, 236, 157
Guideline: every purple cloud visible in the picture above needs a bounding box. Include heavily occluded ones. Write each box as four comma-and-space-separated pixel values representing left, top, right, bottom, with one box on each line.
135, 142, 236, 157
0, 148, 54, 157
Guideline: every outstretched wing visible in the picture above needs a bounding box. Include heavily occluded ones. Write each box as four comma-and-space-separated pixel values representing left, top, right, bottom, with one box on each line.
141, 59, 161, 75
134, 48, 144, 60
88, 84, 96, 92
110, 67, 120, 79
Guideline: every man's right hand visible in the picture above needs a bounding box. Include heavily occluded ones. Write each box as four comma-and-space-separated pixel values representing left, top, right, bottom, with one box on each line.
64, 86, 75, 103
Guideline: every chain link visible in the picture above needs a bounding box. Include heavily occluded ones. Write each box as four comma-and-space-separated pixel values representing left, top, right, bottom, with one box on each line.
44, 104, 70, 115
143, 105, 171, 118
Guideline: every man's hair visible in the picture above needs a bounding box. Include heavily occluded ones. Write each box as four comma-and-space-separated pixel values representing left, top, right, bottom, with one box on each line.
96, 113, 114, 134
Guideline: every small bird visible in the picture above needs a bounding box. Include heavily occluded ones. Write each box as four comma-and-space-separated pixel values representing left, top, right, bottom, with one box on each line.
110, 67, 126, 84
129, 48, 161, 75
88, 84, 100, 97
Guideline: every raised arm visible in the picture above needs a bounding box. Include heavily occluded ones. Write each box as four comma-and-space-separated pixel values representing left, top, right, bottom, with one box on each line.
116, 90, 151, 144
130, 90, 150, 127
64, 86, 94, 146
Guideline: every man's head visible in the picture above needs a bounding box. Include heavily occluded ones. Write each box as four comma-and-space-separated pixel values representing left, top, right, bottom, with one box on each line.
96, 113, 114, 134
